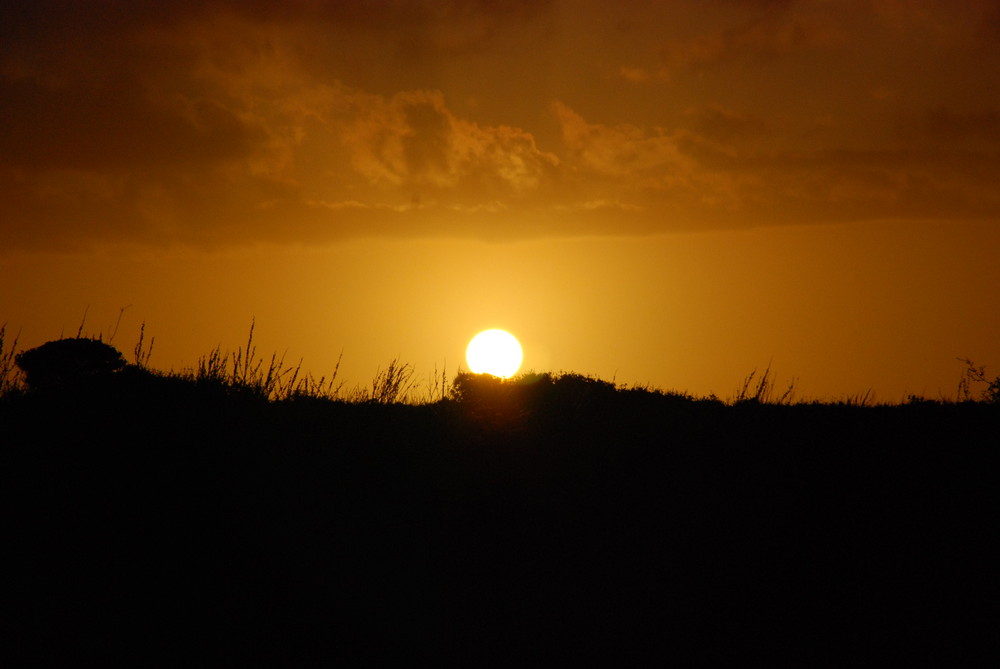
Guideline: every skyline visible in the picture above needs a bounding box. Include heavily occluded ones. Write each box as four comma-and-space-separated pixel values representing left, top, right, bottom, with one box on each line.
3, 0, 999, 400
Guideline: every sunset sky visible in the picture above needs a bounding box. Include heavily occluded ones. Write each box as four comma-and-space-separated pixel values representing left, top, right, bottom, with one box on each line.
2, 0, 999, 401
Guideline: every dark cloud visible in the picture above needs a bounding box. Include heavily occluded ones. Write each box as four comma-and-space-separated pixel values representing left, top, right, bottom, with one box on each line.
657, 9, 845, 75
401, 101, 455, 182
0, 0, 552, 51
925, 107, 1000, 142
0, 74, 261, 171
551, 99, 1000, 227
1, 0, 998, 252
682, 105, 769, 144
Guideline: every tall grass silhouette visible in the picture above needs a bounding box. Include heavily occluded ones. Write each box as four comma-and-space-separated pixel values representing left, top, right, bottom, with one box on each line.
733, 360, 796, 404
190, 318, 312, 400
0, 324, 24, 395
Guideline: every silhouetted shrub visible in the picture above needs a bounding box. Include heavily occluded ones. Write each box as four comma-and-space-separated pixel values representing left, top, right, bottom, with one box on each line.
550, 372, 616, 404
988, 379, 1000, 404
450, 371, 553, 424
458, 371, 560, 401
957, 358, 1000, 404
15, 338, 126, 392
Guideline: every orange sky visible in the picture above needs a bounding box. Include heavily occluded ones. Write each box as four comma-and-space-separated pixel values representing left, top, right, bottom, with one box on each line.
2, 0, 999, 401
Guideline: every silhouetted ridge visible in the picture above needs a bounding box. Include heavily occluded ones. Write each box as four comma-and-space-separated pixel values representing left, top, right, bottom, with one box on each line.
3, 348, 998, 664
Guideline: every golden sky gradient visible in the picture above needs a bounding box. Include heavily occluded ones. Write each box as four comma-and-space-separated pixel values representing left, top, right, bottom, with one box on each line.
2, 0, 999, 400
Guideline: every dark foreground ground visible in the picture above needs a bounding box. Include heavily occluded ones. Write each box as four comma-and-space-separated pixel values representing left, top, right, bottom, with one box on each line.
3, 374, 998, 665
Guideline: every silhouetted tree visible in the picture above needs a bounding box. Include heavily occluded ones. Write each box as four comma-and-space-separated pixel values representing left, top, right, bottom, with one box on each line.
15, 338, 126, 392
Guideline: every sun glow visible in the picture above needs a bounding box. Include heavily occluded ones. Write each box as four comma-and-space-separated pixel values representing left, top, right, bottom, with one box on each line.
466, 329, 523, 378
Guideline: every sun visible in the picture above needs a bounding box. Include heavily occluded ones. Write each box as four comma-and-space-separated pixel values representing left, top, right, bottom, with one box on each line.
466, 329, 523, 378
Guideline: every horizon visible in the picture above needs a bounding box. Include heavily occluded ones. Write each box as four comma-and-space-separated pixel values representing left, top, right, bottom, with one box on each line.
3, 294, 997, 404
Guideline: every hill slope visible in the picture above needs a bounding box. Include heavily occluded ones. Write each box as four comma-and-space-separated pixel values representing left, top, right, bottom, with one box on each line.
3, 375, 998, 664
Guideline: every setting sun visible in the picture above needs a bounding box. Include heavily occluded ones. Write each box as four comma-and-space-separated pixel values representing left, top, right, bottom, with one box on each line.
466, 329, 523, 378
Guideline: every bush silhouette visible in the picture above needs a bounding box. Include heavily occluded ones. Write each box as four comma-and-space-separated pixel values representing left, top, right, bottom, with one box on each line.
15, 338, 127, 392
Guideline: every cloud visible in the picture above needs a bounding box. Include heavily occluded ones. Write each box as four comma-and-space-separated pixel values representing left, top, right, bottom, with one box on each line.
657, 11, 845, 76
1, 0, 999, 251
551, 98, 1000, 228
871, 0, 996, 35
0, 0, 565, 252
615, 1, 848, 85
0, 74, 263, 172
341, 89, 559, 195
924, 107, 1000, 143
551, 101, 691, 181
682, 105, 769, 145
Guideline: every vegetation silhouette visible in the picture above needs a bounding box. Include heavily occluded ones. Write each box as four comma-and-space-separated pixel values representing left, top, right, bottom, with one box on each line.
2, 329, 998, 664
957, 357, 1000, 404
15, 337, 126, 393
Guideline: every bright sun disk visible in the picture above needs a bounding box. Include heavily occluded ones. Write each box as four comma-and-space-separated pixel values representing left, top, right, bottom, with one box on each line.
466, 329, 523, 378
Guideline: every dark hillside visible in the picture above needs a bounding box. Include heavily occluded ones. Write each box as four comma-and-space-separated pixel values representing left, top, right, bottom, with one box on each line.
3, 372, 998, 665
